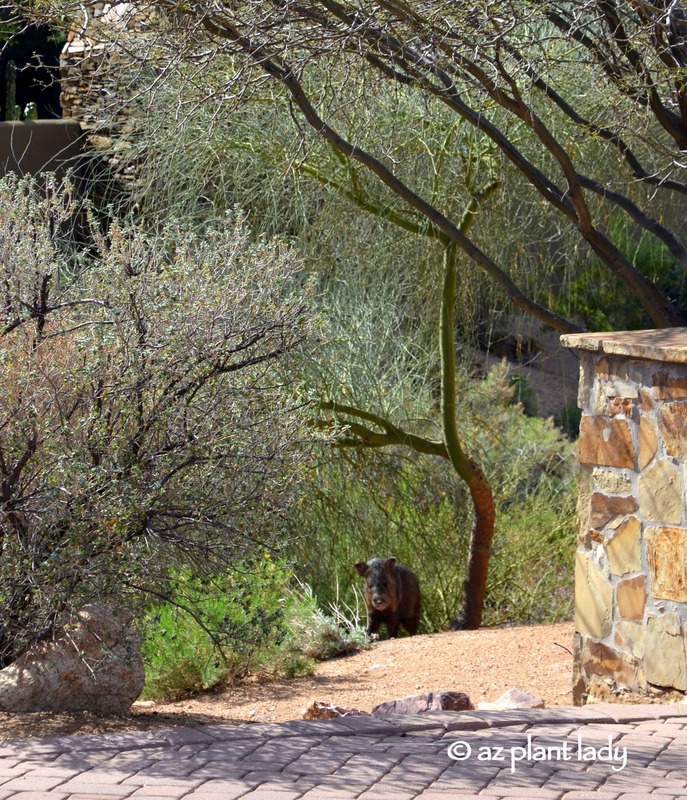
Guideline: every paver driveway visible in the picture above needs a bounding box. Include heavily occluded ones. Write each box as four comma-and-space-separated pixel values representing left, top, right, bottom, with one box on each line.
1, 704, 686, 799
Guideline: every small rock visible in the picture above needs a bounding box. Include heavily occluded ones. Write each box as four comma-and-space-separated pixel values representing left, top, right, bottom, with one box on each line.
477, 687, 545, 710
302, 701, 369, 719
372, 691, 474, 715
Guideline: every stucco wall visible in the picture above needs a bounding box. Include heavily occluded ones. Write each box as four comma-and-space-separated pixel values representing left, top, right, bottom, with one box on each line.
0, 121, 83, 178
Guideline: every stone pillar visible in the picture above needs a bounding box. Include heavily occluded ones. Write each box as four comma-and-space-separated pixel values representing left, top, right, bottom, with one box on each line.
59, 3, 154, 198
562, 330, 687, 704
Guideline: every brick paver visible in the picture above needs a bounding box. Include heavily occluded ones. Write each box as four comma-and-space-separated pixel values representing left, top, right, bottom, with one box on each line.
1, 706, 686, 799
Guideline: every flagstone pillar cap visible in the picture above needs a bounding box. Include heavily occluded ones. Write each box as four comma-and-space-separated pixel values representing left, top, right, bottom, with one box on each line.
561, 329, 687, 364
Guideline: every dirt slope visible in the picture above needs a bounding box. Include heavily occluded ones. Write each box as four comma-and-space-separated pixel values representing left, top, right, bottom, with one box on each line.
157, 621, 575, 722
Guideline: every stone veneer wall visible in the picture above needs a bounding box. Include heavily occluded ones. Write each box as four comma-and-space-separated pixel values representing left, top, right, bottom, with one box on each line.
562, 329, 687, 705
60, 3, 154, 194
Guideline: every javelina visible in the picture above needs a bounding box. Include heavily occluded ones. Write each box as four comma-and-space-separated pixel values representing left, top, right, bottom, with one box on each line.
354, 557, 420, 638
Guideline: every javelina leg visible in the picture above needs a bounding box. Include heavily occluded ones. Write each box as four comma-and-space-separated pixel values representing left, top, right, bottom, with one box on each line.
367, 616, 381, 636
402, 598, 421, 636
386, 619, 401, 638
401, 615, 419, 636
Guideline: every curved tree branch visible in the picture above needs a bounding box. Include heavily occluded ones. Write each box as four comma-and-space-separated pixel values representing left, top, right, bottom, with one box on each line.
155, 0, 583, 334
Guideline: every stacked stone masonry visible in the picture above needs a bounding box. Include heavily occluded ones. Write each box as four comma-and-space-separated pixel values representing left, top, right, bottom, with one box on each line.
562, 329, 687, 705
60, 3, 155, 191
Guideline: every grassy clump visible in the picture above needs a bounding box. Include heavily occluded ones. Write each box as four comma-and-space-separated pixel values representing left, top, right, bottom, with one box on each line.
285, 581, 369, 663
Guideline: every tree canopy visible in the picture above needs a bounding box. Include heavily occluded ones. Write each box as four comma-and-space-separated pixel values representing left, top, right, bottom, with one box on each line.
10, 1, 687, 332
109, 0, 687, 332
4, 0, 686, 638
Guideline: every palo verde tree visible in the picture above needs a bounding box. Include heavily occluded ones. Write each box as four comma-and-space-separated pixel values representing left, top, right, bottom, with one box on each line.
13, 0, 687, 627
0, 173, 310, 668
128, 0, 687, 331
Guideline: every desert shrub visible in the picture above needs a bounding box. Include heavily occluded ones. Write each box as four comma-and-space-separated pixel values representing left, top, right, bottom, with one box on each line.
0, 173, 311, 669
486, 477, 575, 625
283, 580, 369, 663
141, 558, 292, 700
508, 374, 538, 417
141, 563, 369, 700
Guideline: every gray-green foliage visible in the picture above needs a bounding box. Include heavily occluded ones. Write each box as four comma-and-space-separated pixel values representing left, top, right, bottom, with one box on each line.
125, 64, 508, 350
105, 33, 681, 376
20, 0, 687, 331
0, 174, 311, 669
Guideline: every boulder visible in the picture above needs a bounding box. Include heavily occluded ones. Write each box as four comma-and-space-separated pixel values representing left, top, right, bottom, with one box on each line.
477, 687, 545, 710
0, 604, 144, 713
372, 691, 473, 715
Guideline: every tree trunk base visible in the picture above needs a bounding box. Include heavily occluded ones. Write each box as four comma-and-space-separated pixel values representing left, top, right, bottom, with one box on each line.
449, 603, 478, 630
449, 459, 495, 631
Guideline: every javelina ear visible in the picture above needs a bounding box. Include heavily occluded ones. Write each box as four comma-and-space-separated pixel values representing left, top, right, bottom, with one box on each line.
385, 557, 397, 570
354, 562, 369, 577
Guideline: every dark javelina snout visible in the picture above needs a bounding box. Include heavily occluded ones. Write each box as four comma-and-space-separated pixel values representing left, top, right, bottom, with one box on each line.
354, 556, 421, 638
